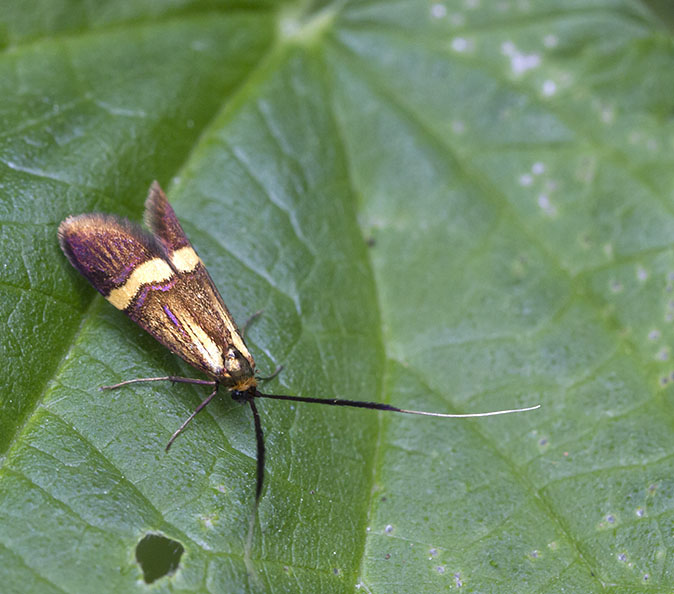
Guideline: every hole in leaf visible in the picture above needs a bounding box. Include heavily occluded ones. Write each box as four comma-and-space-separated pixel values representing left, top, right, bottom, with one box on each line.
135, 533, 184, 584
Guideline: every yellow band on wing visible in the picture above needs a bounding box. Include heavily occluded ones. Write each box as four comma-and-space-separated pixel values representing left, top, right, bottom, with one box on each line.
181, 312, 224, 374
107, 258, 173, 310
171, 246, 200, 272
170, 245, 250, 362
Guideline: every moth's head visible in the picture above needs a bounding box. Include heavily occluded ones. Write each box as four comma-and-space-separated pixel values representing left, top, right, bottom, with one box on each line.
224, 347, 255, 383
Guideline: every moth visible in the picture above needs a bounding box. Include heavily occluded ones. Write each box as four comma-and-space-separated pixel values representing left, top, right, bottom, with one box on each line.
58, 182, 539, 505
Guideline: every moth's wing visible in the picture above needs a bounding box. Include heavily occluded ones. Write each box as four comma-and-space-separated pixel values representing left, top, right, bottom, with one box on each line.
58, 213, 161, 302
144, 181, 192, 254
58, 212, 219, 378
141, 183, 255, 372
58, 187, 255, 382
143, 182, 234, 321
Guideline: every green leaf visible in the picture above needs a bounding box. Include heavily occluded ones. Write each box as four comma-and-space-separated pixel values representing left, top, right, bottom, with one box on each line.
1, 1, 673, 592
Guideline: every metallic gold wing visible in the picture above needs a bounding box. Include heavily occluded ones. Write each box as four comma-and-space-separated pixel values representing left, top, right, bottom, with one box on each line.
58, 183, 255, 388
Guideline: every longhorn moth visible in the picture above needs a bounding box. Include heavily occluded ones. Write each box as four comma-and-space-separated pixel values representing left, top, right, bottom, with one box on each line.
58, 182, 540, 507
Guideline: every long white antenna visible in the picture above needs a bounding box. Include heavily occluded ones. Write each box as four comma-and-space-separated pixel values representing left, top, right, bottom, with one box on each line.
251, 390, 541, 418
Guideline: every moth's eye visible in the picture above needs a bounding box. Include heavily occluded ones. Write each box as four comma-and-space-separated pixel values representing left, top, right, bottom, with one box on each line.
226, 350, 237, 360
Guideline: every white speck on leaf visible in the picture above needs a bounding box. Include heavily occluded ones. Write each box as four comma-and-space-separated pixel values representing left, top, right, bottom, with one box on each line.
431, 3, 447, 18
543, 34, 558, 48
501, 40, 516, 55
501, 41, 541, 75
542, 80, 557, 96
609, 280, 622, 293
190, 40, 208, 52
601, 107, 615, 124
452, 120, 466, 134
451, 37, 469, 52
537, 194, 556, 216
656, 348, 669, 361
513, 53, 541, 74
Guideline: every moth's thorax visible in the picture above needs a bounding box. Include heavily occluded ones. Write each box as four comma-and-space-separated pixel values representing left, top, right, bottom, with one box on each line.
231, 375, 258, 392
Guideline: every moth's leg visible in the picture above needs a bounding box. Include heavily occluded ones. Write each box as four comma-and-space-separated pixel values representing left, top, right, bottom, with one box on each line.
248, 398, 265, 504
100, 376, 216, 390
241, 309, 263, 340
244, 396, 265, 580
240, 310, 283, 382
165, 382, 220, 451
256, 365, 283, 382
